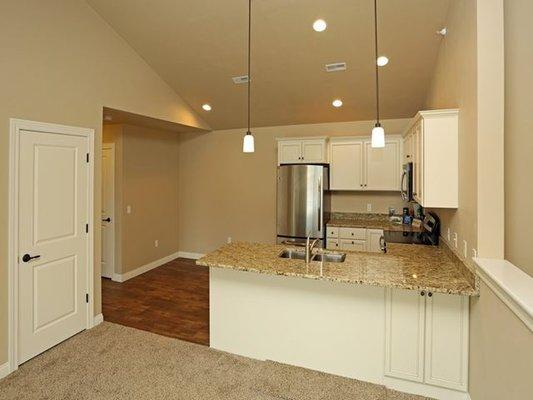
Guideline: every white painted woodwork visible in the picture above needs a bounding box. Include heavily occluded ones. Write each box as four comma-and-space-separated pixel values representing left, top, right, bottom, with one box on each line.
326, 226, 339, 238
326, 238, 339, 250
277, 137, 327, 164
364, 139, 401, 190
340, 239, 366, 251
424, 293, 469, 391
403, 133, 414, 163
385, 289, 425, 382
101, 145, 115, 279
366, 229, 384, 253
403, 110, 458, 208
329, 136, 401, 191
329, 140, 364, 190
339, 227, 366, 240
18, 130, 88, 364
210, 268, 470, 399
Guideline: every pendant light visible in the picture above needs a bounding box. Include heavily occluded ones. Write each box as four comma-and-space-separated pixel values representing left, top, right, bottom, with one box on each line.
371, 0, 385, 148
242, 0, 255, 153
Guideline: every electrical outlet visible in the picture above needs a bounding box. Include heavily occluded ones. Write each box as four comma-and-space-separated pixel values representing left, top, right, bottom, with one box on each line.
126, 205, 132, 214
472, 248, 477, 258
463, 240, 467, 258
447, 228, 451, 242
367, 203, 372, 212
227, 237, 232, 244
453, 232, 458, 248
154, 240, 159, 248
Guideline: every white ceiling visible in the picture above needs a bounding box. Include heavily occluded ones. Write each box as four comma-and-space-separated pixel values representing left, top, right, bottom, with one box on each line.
88, 0, 451, 130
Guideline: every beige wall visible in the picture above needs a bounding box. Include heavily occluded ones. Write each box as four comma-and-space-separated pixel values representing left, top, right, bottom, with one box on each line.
504, 0, 533, 277
0, 0, 208, 366
178, 119, 409, 254
424, 0, 478, 266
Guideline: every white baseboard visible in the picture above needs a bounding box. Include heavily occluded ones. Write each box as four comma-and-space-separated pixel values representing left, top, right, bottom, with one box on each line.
177, 251, 205, 260
92, 313, 104, 328
0, 362, 10, 380
112, 252, 180, 282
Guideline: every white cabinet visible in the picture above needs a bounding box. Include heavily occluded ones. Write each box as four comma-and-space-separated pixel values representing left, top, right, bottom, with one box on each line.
277, 137, 327, 164
403, 109, 458, 208
329, 137, 401, 191
385, 288, 469, 392
325, 226, 383, 253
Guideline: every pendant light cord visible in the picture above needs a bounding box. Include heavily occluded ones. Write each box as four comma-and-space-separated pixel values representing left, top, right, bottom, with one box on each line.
374, 0, 380, 125
247, 0, 252, 134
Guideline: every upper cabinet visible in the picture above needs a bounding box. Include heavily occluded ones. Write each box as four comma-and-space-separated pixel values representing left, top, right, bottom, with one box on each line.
329, 136, 401, 191
277, 137, 327, 164
403, 110, 458, 208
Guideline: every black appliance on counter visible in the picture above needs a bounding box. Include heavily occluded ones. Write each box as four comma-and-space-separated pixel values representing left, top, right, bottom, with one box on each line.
384, 212, 440, 246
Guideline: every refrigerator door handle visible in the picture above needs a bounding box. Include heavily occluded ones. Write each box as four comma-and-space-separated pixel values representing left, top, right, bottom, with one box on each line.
317, 177, 322, 232
400, 170, 407, 200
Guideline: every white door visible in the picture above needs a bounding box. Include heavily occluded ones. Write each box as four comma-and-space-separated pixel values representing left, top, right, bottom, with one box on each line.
329, 141, 364, 190
364, 139, 400, 190
278, 141, 302, 164
18, 129, 89, 364
101, 145, 115, 279
301, 139, 326, 163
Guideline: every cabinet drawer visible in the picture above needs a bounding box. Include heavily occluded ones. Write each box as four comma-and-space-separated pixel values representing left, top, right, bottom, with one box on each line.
326, 226, 339, 238
339, 227, 366, 240
340, 239, 366, 251
326, 238, 340, 250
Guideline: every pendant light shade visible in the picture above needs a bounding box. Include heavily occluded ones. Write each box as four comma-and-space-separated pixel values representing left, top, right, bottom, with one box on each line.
371, 0, 385, 148
371, 123, 385, 148
243, 131, 255, 152
242, 0, 255, 153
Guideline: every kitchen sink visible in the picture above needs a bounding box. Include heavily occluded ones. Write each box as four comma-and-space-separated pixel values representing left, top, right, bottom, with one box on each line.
311, 253, 346, 263
279, 249, 307, 260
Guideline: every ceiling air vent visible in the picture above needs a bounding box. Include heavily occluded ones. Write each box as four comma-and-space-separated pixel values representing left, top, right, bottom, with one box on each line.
325, 62, 347, 72
232, 75, 250, 84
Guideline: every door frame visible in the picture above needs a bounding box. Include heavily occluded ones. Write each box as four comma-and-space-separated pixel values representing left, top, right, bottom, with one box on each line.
101, 143, 115, 278
7, 118, 95, 374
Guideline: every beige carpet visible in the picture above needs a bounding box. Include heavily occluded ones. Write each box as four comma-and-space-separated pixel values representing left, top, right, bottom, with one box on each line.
0, 322, 432, 400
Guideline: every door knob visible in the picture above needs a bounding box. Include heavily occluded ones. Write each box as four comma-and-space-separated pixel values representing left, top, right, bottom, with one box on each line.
22, 254, 41, 263
102, 217, 111, 222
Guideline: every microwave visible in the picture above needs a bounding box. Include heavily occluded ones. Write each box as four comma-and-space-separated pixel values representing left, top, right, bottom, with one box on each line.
401, 162, 413, 201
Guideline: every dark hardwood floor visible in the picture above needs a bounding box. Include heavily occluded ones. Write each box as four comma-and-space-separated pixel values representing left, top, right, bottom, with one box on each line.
102, 258, 209, 346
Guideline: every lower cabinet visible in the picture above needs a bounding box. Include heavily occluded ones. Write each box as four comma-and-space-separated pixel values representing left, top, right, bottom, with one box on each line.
385, 288, 469, 392
326, 225, 384, 252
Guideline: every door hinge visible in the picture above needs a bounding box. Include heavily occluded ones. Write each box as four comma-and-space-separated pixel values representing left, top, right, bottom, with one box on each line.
85, 223, 89, 233
86, 293, 89, 303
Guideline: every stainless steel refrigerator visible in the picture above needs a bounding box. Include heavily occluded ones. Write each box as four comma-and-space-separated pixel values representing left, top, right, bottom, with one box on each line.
276, 164, 329, 246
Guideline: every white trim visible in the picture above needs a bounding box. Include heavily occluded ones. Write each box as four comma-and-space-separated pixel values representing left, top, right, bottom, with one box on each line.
7, 118, 95, 374
474, 258, 533, 332
0, 362, 10, 380
384, 376, 470, 400
112, 252, 180, 282
92, 314, 104, 328
101, 143, 115, 279
177, 251, 205, 260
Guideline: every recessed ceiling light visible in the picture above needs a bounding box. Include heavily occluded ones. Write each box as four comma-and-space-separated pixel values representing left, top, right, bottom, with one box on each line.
202, 104, 212, 111
377, 56, 389, 67
313, 19, 327, 32
332, 99, 343, 108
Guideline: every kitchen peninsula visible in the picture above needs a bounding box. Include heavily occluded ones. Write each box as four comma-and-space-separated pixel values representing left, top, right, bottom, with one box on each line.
197, 242, 477, 400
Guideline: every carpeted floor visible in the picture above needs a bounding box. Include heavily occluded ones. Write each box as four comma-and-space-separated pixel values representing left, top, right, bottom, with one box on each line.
0, 322, 432, 400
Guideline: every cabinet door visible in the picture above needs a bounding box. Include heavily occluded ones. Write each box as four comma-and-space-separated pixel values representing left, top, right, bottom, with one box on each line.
366, 229, 384, 252
364, 139, 400, 190
412, 121, 424, 204
424, 293, 469, 391
326, 238, 340, 250
279, 141, 302, 164
329, 141, 364, 190
339, 239, 366, 251
403, 133, 413, 163
384, 288, 425, 383
301, 139, 326, 163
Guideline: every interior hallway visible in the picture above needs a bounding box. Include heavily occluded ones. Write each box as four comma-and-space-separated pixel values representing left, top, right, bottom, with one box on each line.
102, 258, 209, 346
0, 322, 430, 400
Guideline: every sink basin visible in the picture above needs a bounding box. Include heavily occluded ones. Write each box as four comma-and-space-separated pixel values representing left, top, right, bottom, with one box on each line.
312, 253, 346, 263
279, 249, 307, 260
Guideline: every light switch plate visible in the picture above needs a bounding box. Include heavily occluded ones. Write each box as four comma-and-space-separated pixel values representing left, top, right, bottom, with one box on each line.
367, 203, 372, 212
227, 237, 232, 244
154, 240, 159, 248
126, 205, 132, 214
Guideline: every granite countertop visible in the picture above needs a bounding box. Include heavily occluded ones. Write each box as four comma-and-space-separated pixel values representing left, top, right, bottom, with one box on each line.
196, 241, 478, 296
327, 213, 424, 233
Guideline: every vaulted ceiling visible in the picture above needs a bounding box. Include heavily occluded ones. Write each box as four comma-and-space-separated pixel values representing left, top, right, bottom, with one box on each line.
88, 0, 450, 130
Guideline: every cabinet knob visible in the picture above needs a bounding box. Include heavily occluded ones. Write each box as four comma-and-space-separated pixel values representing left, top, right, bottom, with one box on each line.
351, 241, 355, 244
420, 291, 426, 296
428, 292, 433, 297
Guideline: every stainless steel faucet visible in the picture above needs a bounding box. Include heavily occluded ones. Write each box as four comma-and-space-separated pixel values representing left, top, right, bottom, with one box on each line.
305, 235, 320, 264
